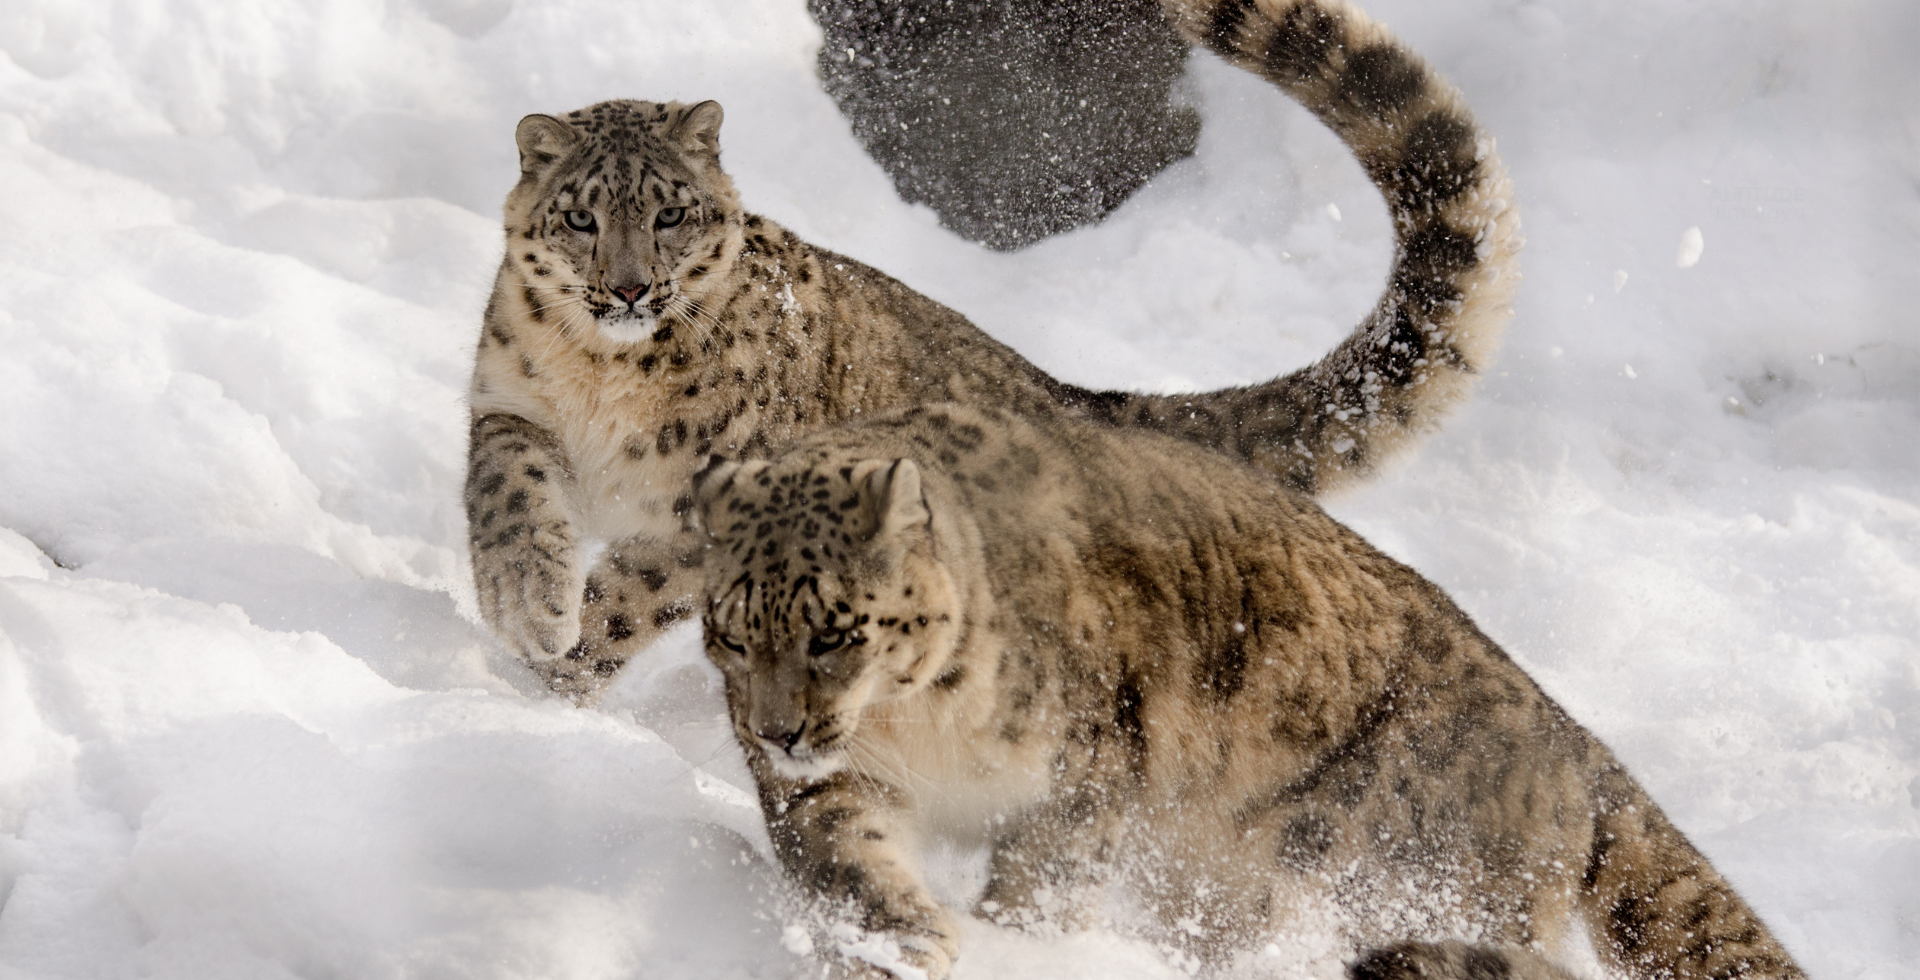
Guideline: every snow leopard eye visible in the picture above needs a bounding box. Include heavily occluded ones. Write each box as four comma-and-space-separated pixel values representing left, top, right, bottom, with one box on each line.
807, 629, 847, 657
563, 210, 596, 232
655, 207, 686, 229
717, 634, 748, 658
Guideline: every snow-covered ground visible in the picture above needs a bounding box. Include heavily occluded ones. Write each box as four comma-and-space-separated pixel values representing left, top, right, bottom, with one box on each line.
1, 0, 1915, 977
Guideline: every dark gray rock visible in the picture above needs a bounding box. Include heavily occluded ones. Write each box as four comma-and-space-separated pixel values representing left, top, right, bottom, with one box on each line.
808, 0, 1199, 250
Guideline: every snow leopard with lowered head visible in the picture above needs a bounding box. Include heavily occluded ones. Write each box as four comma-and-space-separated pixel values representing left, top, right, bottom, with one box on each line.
689, 401, 1806, 980
465, 0, 1522, 700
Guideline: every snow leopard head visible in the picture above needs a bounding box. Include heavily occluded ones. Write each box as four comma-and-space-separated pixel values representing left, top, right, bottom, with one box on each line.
503, 99, 743, 346
691, 452, 962, 782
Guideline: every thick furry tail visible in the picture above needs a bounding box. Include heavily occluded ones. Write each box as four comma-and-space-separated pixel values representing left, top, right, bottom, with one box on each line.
1574, 766, 1805, 980
1094, 0, 1523, 494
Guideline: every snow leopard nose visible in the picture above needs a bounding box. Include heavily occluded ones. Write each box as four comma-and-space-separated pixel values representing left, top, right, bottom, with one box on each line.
610, 281, 650, 305
755, 722, 804, 753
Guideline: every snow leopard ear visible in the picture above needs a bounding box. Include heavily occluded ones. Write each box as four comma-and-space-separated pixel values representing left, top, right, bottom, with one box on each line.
689, 456, 762, 539
515, 114, 578, 176
852, 458, 930, 545
670, 100, 724, 157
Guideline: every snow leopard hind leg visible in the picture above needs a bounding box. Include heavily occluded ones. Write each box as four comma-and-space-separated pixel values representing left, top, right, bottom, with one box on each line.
1349, 941, 1581, 980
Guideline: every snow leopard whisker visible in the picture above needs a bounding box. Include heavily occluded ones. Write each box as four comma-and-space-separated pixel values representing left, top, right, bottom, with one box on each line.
668, 737, 750, 784
666, 294, 724, 342
844, 731, 935, 795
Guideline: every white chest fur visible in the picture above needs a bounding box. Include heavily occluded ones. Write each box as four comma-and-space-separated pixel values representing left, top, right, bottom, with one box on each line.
470, 315, 702, 544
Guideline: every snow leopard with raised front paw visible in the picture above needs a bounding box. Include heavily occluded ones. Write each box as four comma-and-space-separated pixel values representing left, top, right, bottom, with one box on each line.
464, 0, 1522, 701
688, 401, 1806, 980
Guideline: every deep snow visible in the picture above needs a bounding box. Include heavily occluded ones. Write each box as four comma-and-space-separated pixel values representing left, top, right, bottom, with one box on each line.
0, 1, 1915, 978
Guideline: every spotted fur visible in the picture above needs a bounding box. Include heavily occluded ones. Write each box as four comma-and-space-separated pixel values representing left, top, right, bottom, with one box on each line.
1347, 940, 1580, 980
466, 0, 1521, 699
690, 403, 1805, 980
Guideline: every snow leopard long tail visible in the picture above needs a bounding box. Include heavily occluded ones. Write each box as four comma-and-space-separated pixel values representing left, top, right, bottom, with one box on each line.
1081, 0, 1523, 495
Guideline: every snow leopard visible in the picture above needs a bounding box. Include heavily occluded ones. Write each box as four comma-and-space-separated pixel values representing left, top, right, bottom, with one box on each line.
689, 402, 1806, 980
465, 0, 1522, 700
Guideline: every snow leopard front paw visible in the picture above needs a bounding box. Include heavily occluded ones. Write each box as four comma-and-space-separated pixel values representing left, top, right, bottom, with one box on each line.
524, 643, 622, 704
826, 919, 956, 980
466, 413, 586, 674
472, 540, 583, 665
571, 534, 705, 662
